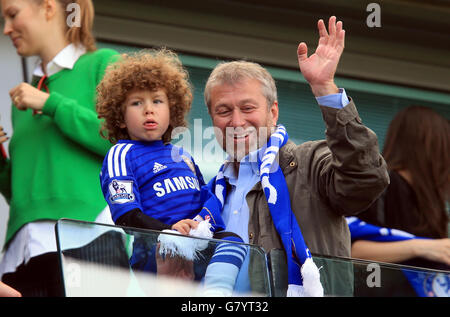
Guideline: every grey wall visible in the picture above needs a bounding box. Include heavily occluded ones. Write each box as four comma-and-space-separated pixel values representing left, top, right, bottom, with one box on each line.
0, 32, 39, 259
93, 0, 450, 93
0, 35, 22, 258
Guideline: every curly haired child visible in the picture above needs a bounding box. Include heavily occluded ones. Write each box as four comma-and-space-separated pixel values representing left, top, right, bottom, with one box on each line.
96, 49, 247, 296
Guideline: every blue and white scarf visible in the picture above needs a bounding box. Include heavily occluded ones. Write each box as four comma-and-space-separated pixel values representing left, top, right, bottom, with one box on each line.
346, 217, 450, 297
204, 125, 323, 297
346, 216, 419, 242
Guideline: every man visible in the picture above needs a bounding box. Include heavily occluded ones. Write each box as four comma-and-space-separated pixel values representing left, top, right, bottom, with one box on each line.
203, 16, 389, 295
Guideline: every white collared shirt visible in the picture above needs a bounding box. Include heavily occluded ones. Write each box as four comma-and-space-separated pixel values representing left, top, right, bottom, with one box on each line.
0, 44, 112, 277
219, 148, 264, 294
32, 43, 86, 77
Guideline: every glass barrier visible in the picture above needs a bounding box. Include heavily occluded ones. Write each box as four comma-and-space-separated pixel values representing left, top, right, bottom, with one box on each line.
269, 249, 450, 297
55, 219, 271, 297
55, 219, 449, 297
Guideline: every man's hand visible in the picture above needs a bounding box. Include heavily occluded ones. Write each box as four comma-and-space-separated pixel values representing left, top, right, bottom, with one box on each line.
297, 16, 345, 97
10, 83, 49, 113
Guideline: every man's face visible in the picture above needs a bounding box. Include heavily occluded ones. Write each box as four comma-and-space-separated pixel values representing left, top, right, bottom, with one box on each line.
209, 78, 279, 160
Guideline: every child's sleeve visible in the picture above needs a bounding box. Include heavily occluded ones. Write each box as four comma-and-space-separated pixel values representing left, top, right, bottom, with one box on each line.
41, 50, 119, 158
100, 145, 172, 231
100, 146, 142, 223
115, 208, 171, 231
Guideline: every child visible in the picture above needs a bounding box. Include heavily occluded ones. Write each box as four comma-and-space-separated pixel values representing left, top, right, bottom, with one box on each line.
96, 49, 247, 296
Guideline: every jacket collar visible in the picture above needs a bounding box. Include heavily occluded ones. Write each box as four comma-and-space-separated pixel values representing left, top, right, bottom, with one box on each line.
222, 138, 298, 188
244, 140, 297, 193
279, 140, 297, 172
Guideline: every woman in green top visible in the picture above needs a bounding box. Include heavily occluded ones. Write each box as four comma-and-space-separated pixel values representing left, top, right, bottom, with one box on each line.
0, 0, 118, 296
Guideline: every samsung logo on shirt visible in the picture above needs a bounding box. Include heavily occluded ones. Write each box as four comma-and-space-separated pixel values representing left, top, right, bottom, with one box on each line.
153, 176, 200, 197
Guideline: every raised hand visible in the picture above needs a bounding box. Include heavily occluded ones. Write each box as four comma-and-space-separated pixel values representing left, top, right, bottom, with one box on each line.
297, 16, 345, 97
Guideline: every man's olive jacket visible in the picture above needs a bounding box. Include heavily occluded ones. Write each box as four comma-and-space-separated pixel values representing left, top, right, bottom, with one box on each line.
245, 100, 389, 258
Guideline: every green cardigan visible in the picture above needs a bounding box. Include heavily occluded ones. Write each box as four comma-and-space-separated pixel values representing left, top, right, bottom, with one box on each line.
0, 48, 118, 246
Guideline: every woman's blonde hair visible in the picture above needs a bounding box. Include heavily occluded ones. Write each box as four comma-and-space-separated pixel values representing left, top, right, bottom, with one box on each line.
34, 0, 96, 51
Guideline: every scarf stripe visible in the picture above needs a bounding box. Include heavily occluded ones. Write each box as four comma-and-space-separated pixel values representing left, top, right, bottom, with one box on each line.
346, 217, 422, 242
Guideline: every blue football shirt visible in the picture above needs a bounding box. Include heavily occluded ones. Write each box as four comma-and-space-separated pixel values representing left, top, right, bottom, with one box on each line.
100, 140, 206, 225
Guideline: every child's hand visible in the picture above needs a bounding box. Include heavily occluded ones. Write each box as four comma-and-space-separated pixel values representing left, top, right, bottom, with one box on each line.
171, 219, 199, 235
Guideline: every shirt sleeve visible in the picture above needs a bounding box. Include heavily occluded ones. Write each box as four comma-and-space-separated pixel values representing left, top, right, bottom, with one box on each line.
313, 100, 390, 215
41, 50, 119, 157
100, 145, 142, 222
315, 88, 350, 109
116, 208, 172, 231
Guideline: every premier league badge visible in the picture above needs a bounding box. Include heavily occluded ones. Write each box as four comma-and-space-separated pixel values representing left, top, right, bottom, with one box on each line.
109, 179, 135, 204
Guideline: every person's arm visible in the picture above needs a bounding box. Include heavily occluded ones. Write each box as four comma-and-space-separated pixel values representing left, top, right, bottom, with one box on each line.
116, 208, 199, 235
351, 238, 450, 266
116, 208, 171, 231
100, 145, 144, 223
102, 171, 173, 232
297, 16, 389, 215
101, 145, 196, 234
297, 16, 343, 98
315, 101, 389, 215
0, 281, 21, 297
40, 91, 112, 156
315, 88, 349, 109
9, 50, 118, 157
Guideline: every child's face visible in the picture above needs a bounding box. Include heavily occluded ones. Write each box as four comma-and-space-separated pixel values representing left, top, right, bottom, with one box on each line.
121, 89, 170, 142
